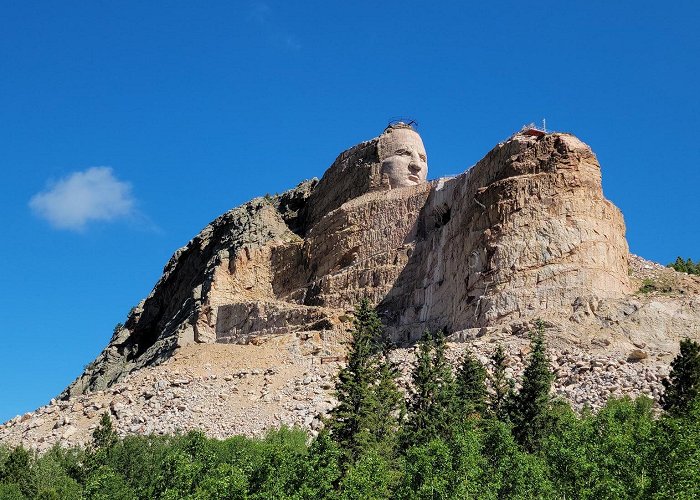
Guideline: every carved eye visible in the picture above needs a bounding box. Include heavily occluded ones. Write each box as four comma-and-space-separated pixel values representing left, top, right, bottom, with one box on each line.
394, 148, 411, 156
419, 154, 427, 162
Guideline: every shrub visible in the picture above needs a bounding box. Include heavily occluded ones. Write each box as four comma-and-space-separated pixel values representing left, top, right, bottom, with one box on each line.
639, 278, 657, 293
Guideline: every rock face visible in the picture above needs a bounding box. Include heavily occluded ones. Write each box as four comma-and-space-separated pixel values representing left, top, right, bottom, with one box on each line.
5, 255, 700, 452
381, 133, 630, 338
63, 126, 633, 398
0, 334, 678, 453
5, 124, 700, 451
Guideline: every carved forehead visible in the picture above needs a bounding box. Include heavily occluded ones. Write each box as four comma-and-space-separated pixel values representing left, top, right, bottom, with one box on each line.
378, 127, 426, 159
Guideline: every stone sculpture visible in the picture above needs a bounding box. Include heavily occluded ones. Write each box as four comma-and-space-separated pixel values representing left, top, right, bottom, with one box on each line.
63, 124, 638, 397
378, 123, 428, 189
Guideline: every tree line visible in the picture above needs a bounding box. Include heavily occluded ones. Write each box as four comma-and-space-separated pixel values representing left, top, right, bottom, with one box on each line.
668, 256, 700, 275
2, 299, 700, 499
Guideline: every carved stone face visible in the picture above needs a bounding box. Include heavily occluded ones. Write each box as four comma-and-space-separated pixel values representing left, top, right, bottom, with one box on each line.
379, 127, 428, 189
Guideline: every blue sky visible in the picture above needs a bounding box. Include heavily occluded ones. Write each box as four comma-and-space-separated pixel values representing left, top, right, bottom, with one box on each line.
1, 1, 698, 422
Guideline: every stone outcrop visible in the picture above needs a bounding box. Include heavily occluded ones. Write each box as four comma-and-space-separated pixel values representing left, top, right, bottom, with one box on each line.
4, 124, 700, 451
381, 133, 631, 339
4, 255, 700, 452
64, 180, 319, 397
62, 127, 635, 398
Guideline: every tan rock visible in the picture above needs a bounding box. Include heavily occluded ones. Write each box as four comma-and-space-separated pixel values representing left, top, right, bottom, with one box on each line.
46, 124, 698, 425
628, 349, 649, 362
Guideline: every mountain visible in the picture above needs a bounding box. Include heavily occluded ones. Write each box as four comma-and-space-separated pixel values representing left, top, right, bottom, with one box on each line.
3, 124, 699, 451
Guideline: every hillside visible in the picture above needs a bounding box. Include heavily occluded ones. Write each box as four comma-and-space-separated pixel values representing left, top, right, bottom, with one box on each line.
2, 124, 700, 451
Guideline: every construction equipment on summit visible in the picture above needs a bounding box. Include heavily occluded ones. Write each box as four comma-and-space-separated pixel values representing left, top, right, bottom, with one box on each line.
520, 119, 547, 137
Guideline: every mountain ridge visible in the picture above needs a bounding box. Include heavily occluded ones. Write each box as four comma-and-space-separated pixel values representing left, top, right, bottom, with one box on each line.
64, 127, 633, 398
3, 125, 699, 451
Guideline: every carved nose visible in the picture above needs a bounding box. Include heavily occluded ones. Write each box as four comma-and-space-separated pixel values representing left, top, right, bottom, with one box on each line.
409, 162, 421, 174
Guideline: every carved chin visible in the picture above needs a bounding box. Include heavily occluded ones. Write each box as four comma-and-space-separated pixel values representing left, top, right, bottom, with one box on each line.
381, 162, 426, 189
390, 177, 420, 188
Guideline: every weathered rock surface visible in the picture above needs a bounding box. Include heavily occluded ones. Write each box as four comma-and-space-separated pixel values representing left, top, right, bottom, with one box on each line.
4, 125, 699, 450
2, 275, 697, 453
62, 128, 636, 399
381, 133, 631, 338
63, 180, 320, 397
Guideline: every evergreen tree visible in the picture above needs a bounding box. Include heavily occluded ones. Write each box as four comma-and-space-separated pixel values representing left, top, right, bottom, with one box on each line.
489, 344, 514, 422
403, 330, 435, 448
405, 329, 457, 446
85, 413, 119, 477
432, 329, 458, 433
669, 256, 687, 273
661, 338, 700, 416
364, 346, 405, 458
92, 413, 118, 451
511, 320, 555, 450
668, 257, 700, 275
327, 299, 402, 463
689, 258, 699, 275
455, 349, 487, 418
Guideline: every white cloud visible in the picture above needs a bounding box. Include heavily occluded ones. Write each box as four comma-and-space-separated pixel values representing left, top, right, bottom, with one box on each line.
29, 167, 136, 231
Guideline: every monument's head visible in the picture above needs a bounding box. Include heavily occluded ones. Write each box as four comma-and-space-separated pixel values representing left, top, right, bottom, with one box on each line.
379, 123, 428, 189
305, 122, 429, 229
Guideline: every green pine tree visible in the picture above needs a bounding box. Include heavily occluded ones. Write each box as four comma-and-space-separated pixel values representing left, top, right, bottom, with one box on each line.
511, 320, 555, 450
661, 338, 700, 416
669, 256, 687, 273
404, 330, 434, 446
92, 413, 118, 451
365, 346, 405, 458
456, 349, 488, 418
85, 413, 119, 477
668, 257, 700, 275
489, 344, 514, 422
432, 329, 458, 432
404, 329, 457, 446
327, 299, 402, 463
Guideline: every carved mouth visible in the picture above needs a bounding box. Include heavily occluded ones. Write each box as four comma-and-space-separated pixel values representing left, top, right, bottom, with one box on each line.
408, 175, 419, 183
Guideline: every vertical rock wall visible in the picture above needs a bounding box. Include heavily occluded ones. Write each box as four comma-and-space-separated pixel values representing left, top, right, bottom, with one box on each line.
63, 129, 631, 397
381, 133, 630, 339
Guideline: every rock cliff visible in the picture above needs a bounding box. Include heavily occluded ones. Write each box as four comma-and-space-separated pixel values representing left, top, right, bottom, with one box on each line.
64, 126, 632, 398
3, 254, 699, 452
4, 124, 700, 451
